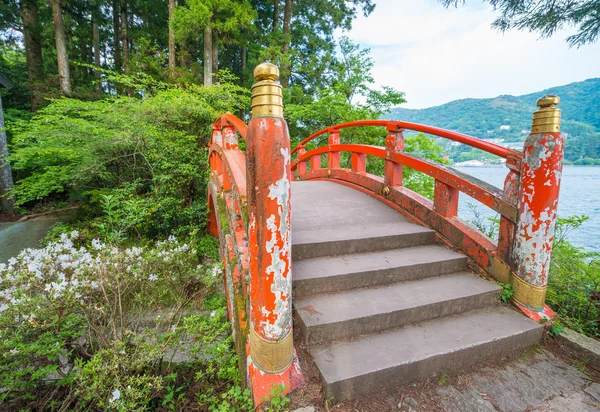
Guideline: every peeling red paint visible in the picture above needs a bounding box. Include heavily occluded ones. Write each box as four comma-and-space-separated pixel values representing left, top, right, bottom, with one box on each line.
512, 132, 564, 288
247, 117, 293, 341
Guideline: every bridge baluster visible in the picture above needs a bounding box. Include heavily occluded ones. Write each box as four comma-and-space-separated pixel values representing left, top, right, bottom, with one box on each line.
511, 95, 564, 312
328, 130, 340, 170
384, 124, 404, 186
433, 180, 459, 218
310, 153, 321, 171
297, 146, 307, 176
245, 62, 300, 399
497, 156, 520, 265
351, 152, 366, 173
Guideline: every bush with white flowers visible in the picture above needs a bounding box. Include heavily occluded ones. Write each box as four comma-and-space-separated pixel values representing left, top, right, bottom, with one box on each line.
0, 231, 221, 407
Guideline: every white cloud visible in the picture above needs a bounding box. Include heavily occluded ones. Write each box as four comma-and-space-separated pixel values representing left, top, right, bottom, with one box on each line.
343, 0, 600, 109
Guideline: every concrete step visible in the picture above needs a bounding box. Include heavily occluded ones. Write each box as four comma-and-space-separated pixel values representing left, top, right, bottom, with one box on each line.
309, 306, 544, 401
292, 245, 467, 299
292, 221, 435, 260
295, 272, 502, 346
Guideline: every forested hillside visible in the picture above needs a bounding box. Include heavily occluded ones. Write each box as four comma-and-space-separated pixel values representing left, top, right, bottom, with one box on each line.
385, 78, 600, 164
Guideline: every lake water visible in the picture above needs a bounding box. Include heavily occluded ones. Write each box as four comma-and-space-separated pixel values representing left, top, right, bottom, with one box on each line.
455, 166, 600, 252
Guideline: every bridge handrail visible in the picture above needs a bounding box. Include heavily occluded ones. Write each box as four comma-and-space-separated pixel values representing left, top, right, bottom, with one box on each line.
290, 120, 520, 160
293, 143, 517, 221
214, 113, 248, 140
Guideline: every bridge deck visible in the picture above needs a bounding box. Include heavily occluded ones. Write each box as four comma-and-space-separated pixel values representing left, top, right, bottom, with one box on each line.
288, 179, 542, 400
291, 180, 408, 231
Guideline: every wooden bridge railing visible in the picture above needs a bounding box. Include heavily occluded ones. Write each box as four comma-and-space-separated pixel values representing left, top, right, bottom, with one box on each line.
208, 62, 564, 404
291, 97, 564, 319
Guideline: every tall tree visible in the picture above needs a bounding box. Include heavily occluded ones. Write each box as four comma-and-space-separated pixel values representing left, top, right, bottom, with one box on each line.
212, 31, 218, 78
120, 0, 129, 73
272, 0, 279, 31
112, 0, 121, 70
92, 10, 101, 93
168, 0, 176, 68
0, 94, 15, 212
20, 0, 44, 110
51, 0, 72, 96
440, 0, 600, 47
203, 25, 212, 85
280, 0, 292, 86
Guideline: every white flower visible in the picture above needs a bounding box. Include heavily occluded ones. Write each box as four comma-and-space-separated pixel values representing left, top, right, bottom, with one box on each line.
8, 257, 17, 266
148, 274, 158, 281
0, 303, 7, 313
91, 239, 106, 250
9, 348, 19, 355
70, 230, 80, 239
210, 310, 216, 317
109, 389, 121, 403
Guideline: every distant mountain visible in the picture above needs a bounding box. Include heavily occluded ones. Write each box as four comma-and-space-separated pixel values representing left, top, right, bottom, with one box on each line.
384, 78, 600, 163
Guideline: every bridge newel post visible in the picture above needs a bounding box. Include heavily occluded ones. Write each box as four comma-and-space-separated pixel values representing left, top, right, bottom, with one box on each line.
511, 95, 564, 311
384, 124, 404, 187
245, 62, 301, 400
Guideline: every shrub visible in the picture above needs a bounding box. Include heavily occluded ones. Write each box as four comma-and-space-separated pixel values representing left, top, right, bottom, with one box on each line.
0, 232, 222, 408
8, 81, 248, 240
547, 216, 600, 338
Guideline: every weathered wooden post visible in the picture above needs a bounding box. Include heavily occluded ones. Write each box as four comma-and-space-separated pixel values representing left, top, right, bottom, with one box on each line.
511, 95, 564, 312
246, 62, 301, 400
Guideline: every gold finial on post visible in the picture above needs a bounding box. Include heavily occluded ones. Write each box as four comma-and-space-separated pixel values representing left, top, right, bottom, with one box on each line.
531, 94, 561, 134
251, 62, 283, 118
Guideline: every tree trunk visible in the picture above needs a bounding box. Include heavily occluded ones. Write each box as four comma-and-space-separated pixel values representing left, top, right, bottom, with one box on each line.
20, 0, 44, 110
120, 0, 129, 73
112, 0, 121, 70
0, 96, 15, 213
51, 0, 72, 96
212, 32, 218, 81
273, 0, 280, 31
93, 14, 101, 93
281, 0, 293, 87
168, 0, 176, 68
203, 25, 212, 86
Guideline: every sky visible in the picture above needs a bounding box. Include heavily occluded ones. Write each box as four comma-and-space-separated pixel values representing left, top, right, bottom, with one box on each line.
343, 0, 600, 109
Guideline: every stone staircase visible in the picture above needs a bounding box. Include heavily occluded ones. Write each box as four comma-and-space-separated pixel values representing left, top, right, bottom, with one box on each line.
291, 181, 543, 401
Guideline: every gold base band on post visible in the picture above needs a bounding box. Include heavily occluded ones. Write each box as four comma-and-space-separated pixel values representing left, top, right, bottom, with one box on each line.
249, 327, 293, 374
511, 273, 546, 310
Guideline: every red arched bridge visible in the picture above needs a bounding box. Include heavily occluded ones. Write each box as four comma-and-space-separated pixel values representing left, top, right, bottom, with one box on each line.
208, 63, 564, 404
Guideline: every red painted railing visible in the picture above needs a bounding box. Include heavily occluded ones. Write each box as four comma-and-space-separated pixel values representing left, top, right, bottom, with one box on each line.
207, 113, 250, 374
291, 120, 519, 159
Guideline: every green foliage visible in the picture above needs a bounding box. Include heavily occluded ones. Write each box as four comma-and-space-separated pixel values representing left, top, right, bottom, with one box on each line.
547, 216, 600, 338
386, 78, 600, 163
438, 375, 448, 385
8, 80, 248, 240
539, 318, 565, 337
494, 281, 514, 303
468, 203, 500, 240
262, 384, 291, 412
